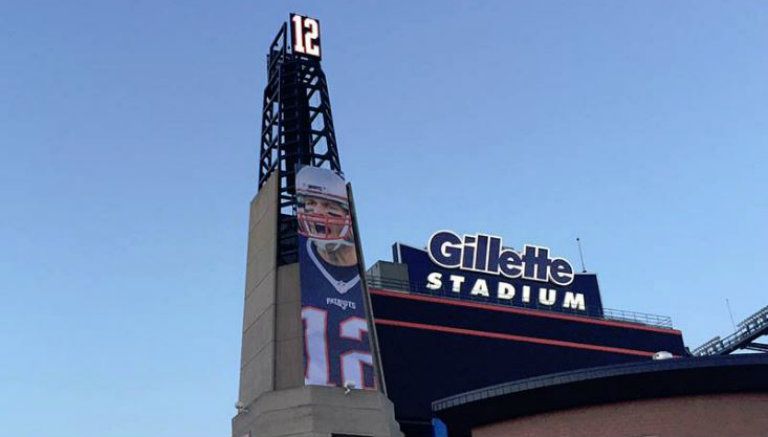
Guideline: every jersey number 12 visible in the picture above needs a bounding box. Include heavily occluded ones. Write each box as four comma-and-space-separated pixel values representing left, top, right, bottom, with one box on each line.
302, 307, 375, 389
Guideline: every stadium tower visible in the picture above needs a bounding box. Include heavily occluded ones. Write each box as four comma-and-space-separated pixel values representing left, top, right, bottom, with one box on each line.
232, 14, 402, 437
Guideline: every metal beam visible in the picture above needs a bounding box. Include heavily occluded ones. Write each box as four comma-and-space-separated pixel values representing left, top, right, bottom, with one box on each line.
745, 342, 768, 353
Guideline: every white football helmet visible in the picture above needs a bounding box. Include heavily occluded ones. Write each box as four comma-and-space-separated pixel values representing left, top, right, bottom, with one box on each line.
296, 166, 354, 252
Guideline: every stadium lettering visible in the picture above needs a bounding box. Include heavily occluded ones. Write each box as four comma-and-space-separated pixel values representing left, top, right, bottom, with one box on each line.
427, 230, 575, 286
425, 272, 586, 311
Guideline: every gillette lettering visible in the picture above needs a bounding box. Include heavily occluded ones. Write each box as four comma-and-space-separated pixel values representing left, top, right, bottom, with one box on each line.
428, 231, 575, 286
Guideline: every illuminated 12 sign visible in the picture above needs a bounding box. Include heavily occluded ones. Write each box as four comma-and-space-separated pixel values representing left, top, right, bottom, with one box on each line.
291, 13, 321, 59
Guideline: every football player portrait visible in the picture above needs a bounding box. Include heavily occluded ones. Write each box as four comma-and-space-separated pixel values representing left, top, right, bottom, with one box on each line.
296, 166, 360, 294
295, 165, 375, 389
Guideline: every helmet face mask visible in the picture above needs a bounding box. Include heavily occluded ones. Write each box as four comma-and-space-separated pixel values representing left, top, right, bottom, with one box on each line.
297, 195, 354, 252
295, 166, 356, 254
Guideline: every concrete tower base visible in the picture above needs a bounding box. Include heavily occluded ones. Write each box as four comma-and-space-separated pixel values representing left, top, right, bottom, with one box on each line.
233, 172, 402, 437
232, 385, 402, 437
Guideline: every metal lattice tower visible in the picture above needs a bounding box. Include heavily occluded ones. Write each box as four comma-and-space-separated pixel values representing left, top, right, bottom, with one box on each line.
259, 22, 342, 265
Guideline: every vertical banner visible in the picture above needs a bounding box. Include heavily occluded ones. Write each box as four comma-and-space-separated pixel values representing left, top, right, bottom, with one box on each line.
296, 166, 376, 390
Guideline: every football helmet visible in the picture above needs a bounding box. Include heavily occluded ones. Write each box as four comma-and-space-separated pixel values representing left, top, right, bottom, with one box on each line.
296, 166, 354, 252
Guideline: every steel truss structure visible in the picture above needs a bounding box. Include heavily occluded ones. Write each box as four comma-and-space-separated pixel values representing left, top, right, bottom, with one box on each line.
693, 304, 768, 356
259, 23, 342, 265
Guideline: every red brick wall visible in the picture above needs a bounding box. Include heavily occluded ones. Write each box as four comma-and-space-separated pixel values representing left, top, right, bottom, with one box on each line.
474, 393, 768, 437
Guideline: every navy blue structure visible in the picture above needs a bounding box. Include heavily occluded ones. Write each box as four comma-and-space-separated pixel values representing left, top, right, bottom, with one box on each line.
395, 243, 604, 317
370, 290, 685, 436
368, 243, 686, 437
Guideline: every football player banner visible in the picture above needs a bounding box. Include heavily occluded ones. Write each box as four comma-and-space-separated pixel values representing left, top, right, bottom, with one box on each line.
296, 166, 376, 390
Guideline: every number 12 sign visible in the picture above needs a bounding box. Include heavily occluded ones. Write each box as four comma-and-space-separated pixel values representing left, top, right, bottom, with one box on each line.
290, 14, 321, 59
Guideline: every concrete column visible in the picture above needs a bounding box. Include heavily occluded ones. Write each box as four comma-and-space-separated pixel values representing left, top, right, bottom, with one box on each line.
238, 172, 279, 406
233, 171, 403, 437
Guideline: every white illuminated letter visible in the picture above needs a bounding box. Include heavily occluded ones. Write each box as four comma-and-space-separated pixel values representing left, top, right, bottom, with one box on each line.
448, 275, 465, 293
522, 285, 531, 303
497, 282, 515, 300
426, 272, 442, 290
470, 279, 490, 297
563, 292, 586, 310
539, 288, 556, 306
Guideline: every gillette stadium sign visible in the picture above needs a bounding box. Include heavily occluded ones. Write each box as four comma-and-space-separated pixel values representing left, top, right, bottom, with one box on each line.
393, 230, 604, 316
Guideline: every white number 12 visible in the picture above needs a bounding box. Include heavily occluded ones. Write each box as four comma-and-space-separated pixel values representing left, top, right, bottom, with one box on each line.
302, 307, 374, 389
292, 15, 320, 57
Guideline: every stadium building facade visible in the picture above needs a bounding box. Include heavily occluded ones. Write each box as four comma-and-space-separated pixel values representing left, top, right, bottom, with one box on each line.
365, 239, 686, 437
232, 14, 768, 437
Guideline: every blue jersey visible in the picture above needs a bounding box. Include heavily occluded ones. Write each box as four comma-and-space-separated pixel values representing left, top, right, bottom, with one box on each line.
298, 236, 376, 389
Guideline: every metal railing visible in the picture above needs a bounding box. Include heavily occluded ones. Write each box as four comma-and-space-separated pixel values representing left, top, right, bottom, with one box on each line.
603, 307, 673, 329
693, 303, 768, 356
365, 275, 674, 329
738, 305, 768, 329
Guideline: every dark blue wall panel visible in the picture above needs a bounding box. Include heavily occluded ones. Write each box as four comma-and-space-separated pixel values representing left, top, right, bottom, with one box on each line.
370, 290, 686, 435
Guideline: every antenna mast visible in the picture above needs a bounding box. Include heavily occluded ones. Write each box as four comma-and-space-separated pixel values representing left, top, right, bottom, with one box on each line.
576, 237, 587, 273
726, 298, 737, 330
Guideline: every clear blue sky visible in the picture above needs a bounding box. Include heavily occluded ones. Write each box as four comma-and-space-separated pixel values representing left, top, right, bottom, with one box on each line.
1, 1, 766, 436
